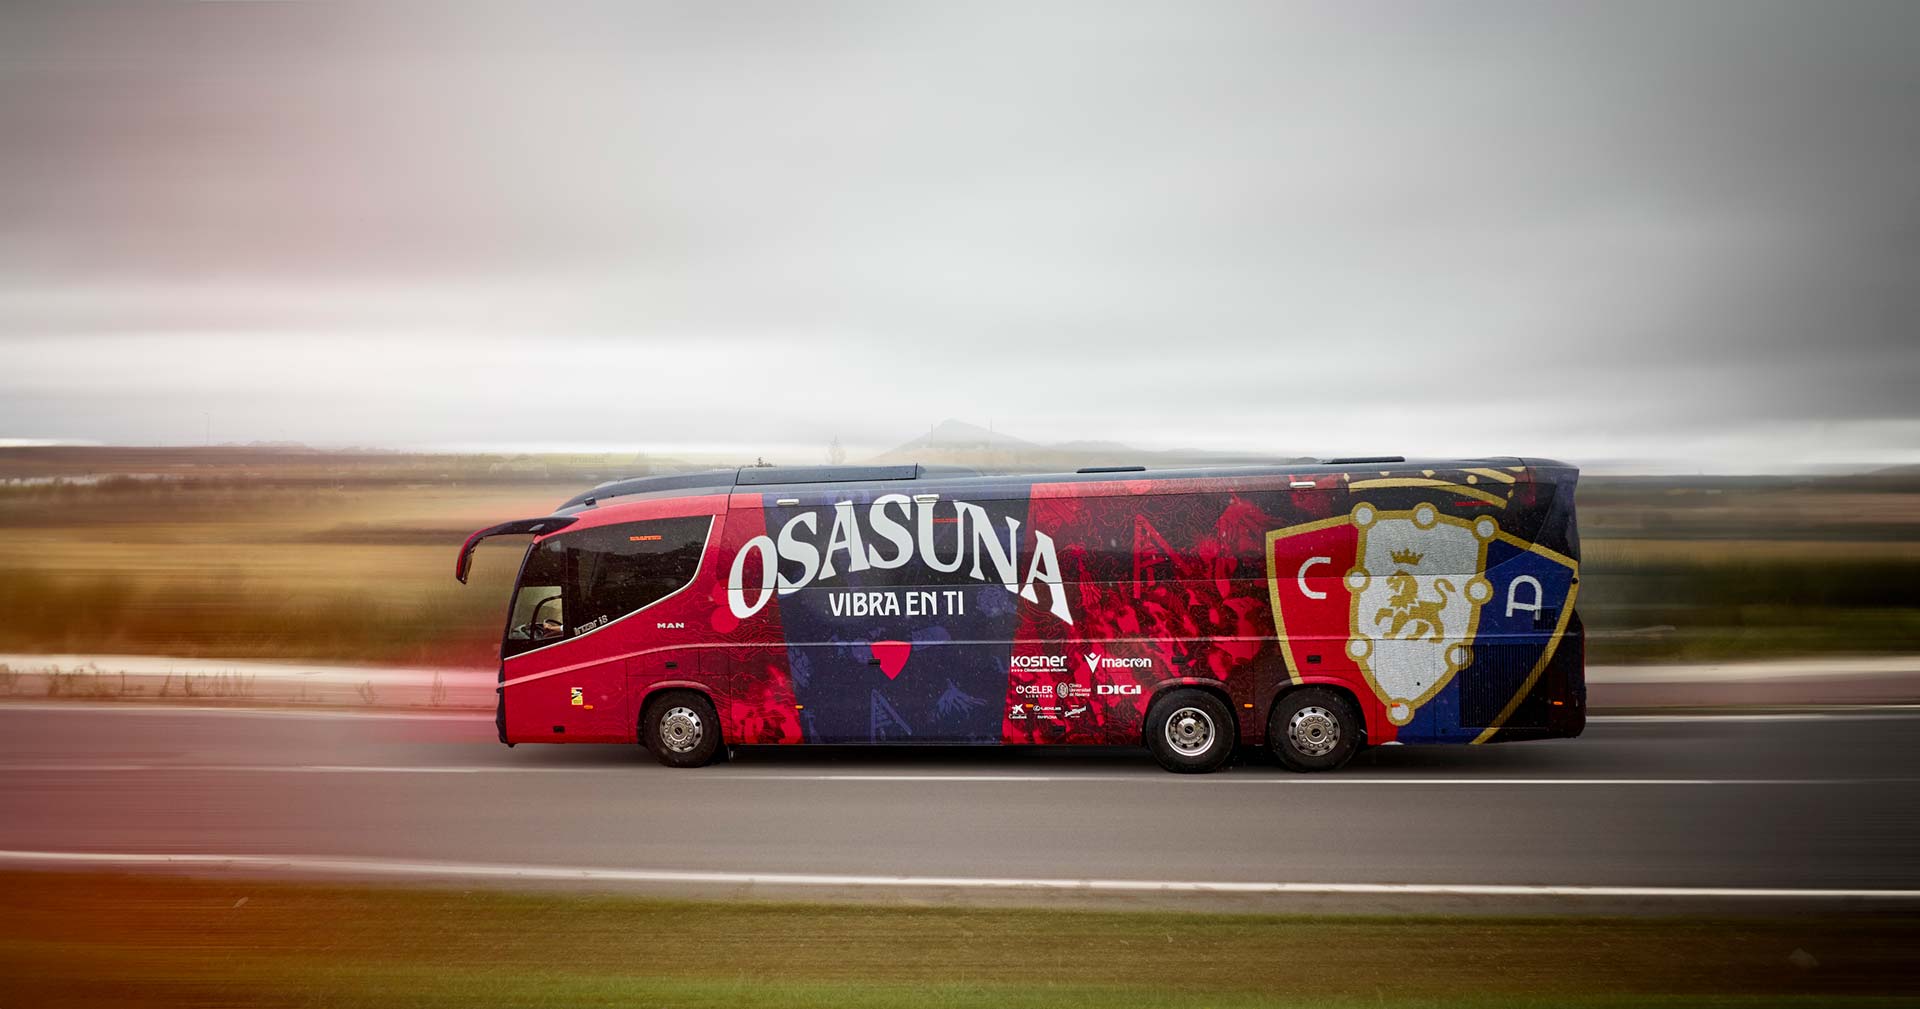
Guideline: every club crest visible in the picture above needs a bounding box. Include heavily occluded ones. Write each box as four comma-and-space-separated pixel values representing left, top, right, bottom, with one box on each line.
1266, 500, 1576, 735
1344, 502, 1495, 723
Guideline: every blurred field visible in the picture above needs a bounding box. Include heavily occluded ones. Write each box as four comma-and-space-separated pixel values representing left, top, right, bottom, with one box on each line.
0, 448, 629, 666
2, 448, 1917, 667
1575, 475, 1920, 662
2, 872, 1915, 1008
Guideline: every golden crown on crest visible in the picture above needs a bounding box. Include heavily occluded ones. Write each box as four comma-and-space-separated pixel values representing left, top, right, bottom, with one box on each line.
1389, 547, 1425, 566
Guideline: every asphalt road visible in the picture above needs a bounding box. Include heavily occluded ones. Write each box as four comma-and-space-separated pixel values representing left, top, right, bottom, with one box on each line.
3, 703, 1918, 912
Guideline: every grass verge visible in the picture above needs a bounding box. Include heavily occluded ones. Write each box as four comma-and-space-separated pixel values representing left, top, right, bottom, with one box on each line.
1, 872, 1917, 1008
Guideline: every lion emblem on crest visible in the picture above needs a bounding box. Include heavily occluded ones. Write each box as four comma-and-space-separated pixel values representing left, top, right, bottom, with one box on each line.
1374, 568, 1455, 643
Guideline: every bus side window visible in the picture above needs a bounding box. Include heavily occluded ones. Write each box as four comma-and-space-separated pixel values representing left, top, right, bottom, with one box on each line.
564, 517, 712, 632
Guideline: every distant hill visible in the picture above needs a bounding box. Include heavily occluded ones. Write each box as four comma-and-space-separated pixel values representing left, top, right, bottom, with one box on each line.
870, 419, 1312, 472
881, 419, 1035, 458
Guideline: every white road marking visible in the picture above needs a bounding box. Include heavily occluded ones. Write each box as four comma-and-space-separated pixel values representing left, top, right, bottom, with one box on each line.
1, 849, 1915, 901
0, 763, 1909, 785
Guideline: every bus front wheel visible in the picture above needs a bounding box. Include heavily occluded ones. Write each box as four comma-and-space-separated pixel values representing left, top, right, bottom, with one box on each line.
1268, 687, 1362, 772
641, 690, 722, 768
1145, 689, 1236, 773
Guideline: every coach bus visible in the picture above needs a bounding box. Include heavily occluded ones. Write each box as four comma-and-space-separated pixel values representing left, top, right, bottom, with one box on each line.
454, 459, 1583, 772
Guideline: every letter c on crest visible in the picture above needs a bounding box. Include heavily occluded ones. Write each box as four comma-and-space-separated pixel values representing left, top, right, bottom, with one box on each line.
1296, 556, 1331, 600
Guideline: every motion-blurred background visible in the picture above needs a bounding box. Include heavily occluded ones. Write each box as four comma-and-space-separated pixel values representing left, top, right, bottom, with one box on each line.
3, 0, 1916, 687
4, 3, 1919, 1007
2, 440, 1918, 688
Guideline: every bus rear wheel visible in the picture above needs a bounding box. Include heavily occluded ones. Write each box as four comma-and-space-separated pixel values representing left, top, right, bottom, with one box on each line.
1145, 689, 1236, 773
641, 690, 721, 768
1268, 687, 1362, 772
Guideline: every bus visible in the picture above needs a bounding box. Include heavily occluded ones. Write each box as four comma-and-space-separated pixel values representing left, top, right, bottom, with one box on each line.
455, 459, 1583, 772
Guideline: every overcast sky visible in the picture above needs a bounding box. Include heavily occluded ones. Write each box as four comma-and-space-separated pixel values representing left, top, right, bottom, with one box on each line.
2, 1, 1916, 471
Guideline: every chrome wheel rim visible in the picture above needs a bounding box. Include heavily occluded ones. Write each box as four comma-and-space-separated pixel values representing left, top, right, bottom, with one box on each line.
1289, 705, 1340, 757
659, 706, 704, 753
1164, 706, 1215, 757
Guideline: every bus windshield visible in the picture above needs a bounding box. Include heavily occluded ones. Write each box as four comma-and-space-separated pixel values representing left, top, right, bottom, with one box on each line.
504, 538, 568, 655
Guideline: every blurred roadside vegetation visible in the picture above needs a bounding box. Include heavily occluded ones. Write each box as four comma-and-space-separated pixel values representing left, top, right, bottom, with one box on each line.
1575, 475, 1920, 662
0, 447, 628, 667
1, 448, 1916, 666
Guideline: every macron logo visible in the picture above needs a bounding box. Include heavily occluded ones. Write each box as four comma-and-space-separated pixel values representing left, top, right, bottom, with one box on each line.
1082, 651, 1154, 673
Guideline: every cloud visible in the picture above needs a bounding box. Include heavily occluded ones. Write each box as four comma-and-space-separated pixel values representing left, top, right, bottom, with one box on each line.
2, 1, 1916, 470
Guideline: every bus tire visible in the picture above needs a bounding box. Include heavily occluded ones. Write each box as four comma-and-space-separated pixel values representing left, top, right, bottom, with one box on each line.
1145, 688, 1236, 773
641, 690, 722, 768
1268, 687, 1362, 772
